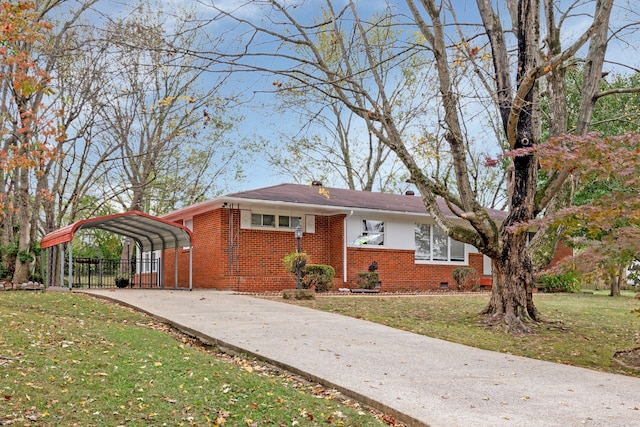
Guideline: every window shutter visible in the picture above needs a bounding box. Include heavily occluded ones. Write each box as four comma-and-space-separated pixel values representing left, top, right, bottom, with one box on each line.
305, 215, 315, 233
240, 210, 252, 229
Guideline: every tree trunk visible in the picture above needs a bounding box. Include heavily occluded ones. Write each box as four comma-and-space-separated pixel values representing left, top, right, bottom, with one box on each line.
480, 0, 541, 332
13, 167, 32, 284
482, 228, 541, 333
609, 265, 624, 297
481, 153, 541, 333
0, 213, 15, 279
609, 273, 620, 297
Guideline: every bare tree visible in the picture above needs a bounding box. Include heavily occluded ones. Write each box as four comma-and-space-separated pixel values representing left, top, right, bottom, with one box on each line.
31, 0, 245, 286
195, 0, 638, 332
0, 0, 99, 283
91, 4, 242, 215
263, 12, 432, 191
266, 100, 407, 191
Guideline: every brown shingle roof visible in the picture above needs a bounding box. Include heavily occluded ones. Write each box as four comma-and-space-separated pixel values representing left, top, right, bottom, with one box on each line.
226, 183, 507, 220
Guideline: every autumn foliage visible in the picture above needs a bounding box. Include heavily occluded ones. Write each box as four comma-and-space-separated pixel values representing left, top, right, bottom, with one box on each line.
0, 1, 61, 210
515, 132, 640, 278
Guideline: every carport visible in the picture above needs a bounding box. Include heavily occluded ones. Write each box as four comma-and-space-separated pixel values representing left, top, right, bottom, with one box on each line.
40, 210, 193, 290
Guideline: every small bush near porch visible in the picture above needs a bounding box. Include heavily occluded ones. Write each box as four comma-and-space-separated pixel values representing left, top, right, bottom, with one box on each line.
301, 264, 335, 292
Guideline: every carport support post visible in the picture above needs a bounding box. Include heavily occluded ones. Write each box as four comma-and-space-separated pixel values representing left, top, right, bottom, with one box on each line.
68, 242, 73, 290
174, 246, 178, 289
59, 244, 64, 288
137, 244, 142, 287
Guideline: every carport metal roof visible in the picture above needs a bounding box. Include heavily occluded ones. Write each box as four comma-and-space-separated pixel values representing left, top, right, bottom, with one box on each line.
41, 210, 193, 290
41, 210, 193, 252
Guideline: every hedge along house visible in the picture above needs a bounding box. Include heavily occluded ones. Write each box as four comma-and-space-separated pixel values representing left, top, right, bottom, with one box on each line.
158, 183, 509, 292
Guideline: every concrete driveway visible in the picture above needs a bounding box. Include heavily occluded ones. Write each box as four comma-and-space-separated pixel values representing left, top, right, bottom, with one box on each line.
79, 289, 640, 427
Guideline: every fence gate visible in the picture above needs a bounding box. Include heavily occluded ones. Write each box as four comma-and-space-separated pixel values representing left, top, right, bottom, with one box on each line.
71, 258, 160, 289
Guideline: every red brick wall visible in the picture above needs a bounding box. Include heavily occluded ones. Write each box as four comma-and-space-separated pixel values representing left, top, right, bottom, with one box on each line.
164, 209, 227, 289
165, 209, 346, 292
228, 213, 346, 292
345, 247, 485, 291
133, 272, 159, 287
547, 239, 574, 269
328, 214, 345, 285
163, 208, 489, 292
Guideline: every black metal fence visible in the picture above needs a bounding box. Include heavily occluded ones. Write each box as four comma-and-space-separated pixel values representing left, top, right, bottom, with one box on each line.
71, 258, 160, 289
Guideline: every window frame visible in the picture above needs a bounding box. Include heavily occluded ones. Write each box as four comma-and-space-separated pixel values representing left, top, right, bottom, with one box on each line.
278, 215, 302, 229
251, 213, 276, 227
360, 219, 385, 246
250, 212, 302, 231
414, 223, 467, 264
182, 219, 193, 250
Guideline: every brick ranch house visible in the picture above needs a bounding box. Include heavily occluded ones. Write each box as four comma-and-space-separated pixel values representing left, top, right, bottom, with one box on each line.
154, 183, 521, 293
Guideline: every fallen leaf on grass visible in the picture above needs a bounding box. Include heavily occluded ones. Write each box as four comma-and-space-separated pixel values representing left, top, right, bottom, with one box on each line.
380, 414, 397, 425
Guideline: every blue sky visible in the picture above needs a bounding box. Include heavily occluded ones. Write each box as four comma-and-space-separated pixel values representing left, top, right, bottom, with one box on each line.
76, 0, 640, 196
210, 0, 637, 193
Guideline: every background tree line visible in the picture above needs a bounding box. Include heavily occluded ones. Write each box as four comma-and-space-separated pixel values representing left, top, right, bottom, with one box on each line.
0, 0, 251, 284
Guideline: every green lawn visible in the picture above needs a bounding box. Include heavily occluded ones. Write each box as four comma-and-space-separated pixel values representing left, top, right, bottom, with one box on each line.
283, 291, 640, 376
0, 292, 390, 426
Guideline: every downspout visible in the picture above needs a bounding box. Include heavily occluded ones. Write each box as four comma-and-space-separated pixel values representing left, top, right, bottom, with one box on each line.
159, 239, 165, 288
174, 243, 178, 289
188, 243, 193, 291
343, 211, 353, 284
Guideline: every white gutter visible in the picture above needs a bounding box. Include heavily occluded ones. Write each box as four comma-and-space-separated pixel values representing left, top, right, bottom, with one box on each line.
343, 210, 353, 283
162, 194, 484, 223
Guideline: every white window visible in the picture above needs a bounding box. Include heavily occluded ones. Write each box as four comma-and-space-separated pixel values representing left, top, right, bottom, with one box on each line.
249, 213, 303, 230
183, 219, 193, 250
251, 213, 276, 227
142, 252, 154, 273
415, 224, 465, 262
279, 215, 302, 229
352, 220, 384, 245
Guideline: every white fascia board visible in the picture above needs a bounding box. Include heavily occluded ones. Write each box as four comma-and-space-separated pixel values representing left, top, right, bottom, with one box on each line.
220, 197, 439, 219
162, 198, 225, 221
163, 195, 486, 226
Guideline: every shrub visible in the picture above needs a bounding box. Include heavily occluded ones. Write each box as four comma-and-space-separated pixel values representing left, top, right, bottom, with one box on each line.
282, 289, 315, 300
301, 264, 335, 292
452, 267, 479, 291
0, 262, 8, 280
356, 272, 380, 289
538, 271, 581, 293
282, 251, 309, 274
